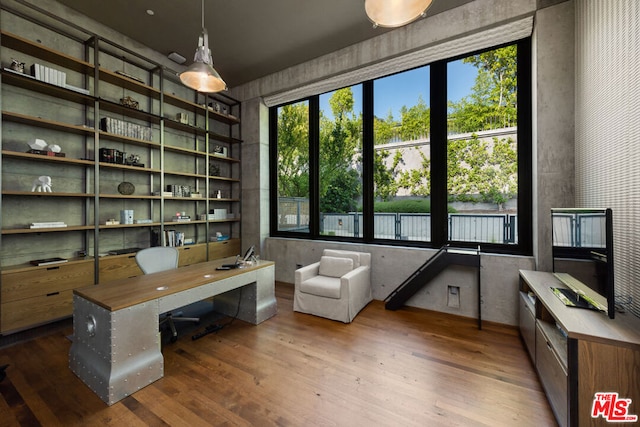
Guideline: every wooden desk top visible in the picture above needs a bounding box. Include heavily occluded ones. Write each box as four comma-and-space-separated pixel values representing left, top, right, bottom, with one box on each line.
74, 257, 274, 311
520, 269, 640, 349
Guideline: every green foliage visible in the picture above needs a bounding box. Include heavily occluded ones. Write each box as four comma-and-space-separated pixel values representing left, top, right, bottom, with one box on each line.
375, 199, 431, 213
374, 199, 458, 213
276, 102, 309, 198
400, 96, 430, 140
448, 45, 518, 133
447, 135, 517, 208
319, 88, 362, 213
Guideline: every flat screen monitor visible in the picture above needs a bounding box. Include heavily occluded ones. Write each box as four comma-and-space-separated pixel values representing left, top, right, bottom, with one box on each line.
551, 208, 615, 319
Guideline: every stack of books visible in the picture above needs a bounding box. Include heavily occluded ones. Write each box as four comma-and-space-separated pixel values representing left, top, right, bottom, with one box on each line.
171, 215, 191, 223
100, 117, 152, 141
31, 63, 66, 87
163, 230, 185, 247
166, 184, 192, 197
30, 221, 67, 229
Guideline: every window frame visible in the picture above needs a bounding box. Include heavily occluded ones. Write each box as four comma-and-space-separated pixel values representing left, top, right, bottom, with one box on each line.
269, 38, 532, 255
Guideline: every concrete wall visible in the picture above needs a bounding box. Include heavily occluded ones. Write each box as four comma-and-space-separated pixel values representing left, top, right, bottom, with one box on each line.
532, 1, 576, 272
266, 238, 534, 325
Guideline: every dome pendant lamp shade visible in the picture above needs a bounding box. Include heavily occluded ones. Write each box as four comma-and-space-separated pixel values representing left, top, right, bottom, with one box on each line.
364, 0, 433, 28
179, 0, 227, 93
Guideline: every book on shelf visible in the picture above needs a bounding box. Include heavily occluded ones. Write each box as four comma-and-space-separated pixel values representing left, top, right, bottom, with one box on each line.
30, 257, 68, 266
30, 222, 67, 229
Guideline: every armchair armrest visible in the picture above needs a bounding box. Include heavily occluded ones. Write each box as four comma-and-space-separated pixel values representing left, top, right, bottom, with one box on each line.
295, 262, 320, 284
340, 266, 371, 295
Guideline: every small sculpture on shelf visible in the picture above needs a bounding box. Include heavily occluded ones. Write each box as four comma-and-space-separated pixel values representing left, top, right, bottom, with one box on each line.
213, 145, 227, 157
125, 153, 144, 167
31, 175, 52, 192
10, 58, 25, 73
119, 96, 139, 110
27, 139, 65, 157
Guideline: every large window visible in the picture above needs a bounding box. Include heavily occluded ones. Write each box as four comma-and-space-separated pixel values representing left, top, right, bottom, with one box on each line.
270, 40, 531, 253
274, 100, 310, 233
447, 46, 519, 244
373, 66, 430, 242
319, 86, 363, 237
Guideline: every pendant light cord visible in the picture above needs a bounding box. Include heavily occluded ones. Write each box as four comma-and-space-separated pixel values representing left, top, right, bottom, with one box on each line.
201, 0, 205, 31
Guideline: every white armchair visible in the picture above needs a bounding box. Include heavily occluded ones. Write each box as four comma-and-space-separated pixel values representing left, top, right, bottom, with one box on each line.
294, 249, 372, 323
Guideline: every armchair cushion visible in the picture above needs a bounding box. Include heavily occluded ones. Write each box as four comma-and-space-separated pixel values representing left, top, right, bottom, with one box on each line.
299, 276, 341, 299
318, 256, 353, 278
323, 249, 362, 268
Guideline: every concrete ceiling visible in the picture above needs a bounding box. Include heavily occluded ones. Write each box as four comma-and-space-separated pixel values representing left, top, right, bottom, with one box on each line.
55, 0, 474, 89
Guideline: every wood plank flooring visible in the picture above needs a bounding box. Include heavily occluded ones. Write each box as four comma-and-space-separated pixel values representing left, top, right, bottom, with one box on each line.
0, 282, 557, 426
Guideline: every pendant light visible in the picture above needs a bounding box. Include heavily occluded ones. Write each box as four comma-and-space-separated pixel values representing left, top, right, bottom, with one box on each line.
179, 0, 227, 92
364, 0, 433, 28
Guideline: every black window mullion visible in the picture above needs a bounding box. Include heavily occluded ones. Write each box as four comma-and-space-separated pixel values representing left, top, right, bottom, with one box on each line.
309, 96, 321, 238
268, 106, 281, 236
362, 81, 374, 242
430, 61, 448, 247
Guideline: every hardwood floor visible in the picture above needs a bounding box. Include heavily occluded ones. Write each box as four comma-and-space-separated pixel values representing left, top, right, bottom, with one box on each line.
0, 282, 557, 426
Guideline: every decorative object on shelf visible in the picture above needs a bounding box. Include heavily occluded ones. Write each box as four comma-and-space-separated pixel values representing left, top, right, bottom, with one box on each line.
209, 208, 227, 219
176, 112, 189, 124
31, 175, 52, 192
179, 0, 227, 93
213, 145, 227, 157
125, 153, 144, 167
364, 0, 433, 28
26, 138, 66, 157
209, 162, 220, 176
117, 181, 135, 195
119, 96, 139, 110
105, 219, 120, 225
10, 58, 25, 73
47, 144, 62, 153
209, 101, 221, 113
28, 138, 48, 151
120, 210, 134, 224
215, 190, 222, 199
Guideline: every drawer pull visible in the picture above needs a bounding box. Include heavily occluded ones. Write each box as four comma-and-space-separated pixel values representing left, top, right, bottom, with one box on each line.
46, 266, 60, 271
128, 255, 136, 259
46, 292, 60, 297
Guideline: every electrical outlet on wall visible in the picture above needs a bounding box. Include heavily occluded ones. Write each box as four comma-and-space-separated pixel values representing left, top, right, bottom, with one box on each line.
447, 285, 460, 308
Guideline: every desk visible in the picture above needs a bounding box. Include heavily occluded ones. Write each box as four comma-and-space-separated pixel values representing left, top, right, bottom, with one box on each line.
519, 270, 640, 426
69, 258, 276, 405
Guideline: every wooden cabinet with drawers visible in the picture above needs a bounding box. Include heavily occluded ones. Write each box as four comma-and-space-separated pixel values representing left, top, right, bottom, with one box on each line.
1, 259, 93, 333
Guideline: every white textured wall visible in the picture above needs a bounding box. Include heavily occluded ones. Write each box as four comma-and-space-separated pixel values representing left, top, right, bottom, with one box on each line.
575, 0, 640, 317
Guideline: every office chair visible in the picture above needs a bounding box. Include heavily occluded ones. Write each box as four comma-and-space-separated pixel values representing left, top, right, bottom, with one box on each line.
135, 247, 199, 342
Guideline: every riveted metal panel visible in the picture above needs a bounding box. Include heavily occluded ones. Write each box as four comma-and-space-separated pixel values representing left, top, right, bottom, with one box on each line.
69, 295, 163, 405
